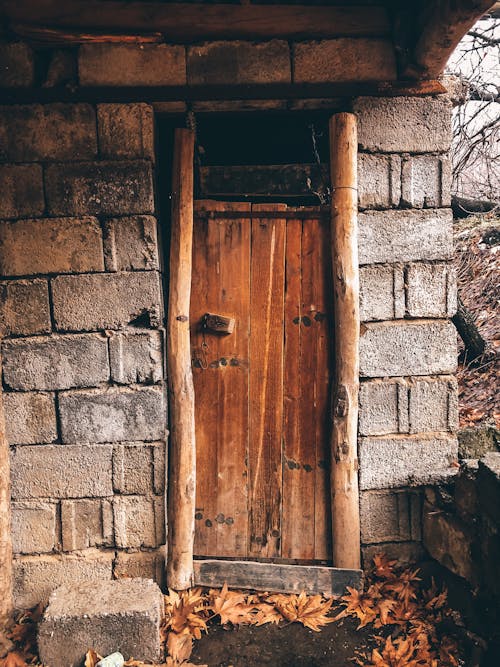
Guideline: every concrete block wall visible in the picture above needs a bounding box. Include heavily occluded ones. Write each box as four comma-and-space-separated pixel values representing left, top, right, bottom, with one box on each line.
354, 96, 458, 565
0, 102, 167, 608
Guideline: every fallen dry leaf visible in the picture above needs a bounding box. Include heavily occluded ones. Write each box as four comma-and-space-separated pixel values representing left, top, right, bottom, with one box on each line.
0, 652, 29, 667
85, 649, 102, 667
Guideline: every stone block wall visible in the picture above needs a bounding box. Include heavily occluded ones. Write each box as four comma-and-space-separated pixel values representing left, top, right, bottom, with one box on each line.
0, 102, 167, 608
354, 96, 458, 565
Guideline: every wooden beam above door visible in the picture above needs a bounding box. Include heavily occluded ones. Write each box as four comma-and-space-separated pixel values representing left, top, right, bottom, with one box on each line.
1, 1, 390, 41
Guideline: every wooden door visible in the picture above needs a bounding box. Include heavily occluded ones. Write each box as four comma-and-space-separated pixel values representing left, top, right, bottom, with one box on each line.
190, 201, 333, 563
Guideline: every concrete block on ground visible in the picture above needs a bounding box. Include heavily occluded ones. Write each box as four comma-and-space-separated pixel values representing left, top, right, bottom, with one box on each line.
11, 501, 57, 555
406, 262, 457, 318
358, 153, 401, 209
61, 499, 114, 551
359, 264, 404, 321
45, 161, 154, 216
109, 330, 163, 384
360, 320, 457, 378
0, 217, 104, 276
0, 280, 51, 336
51, 271, 163, 332
80, 43, 186, 86
360, 488, 422, 544
59, 386, 166, 444
103, 216, 159, 271
353, 96, 452, 153
401, 155, 451, 208
97, 104, 155, 160
11, 444, 113, 500
113, 495, 164, 548
358, 209, 453, 265
14, 549, 114, 608
0, 164, 44, 219
293, 39, 396, 83
2, 334, 109, 391
423, 501, 476, 584
38, 578, 164, 667
0, 104, 96, 161
114, 548, 165, 587
0, 41, 34, 86
4, 391, 57, 445
113, 443, 156, 494
188, 40, 290, 85
359, 434, 458, 489
408, 376, 458, 434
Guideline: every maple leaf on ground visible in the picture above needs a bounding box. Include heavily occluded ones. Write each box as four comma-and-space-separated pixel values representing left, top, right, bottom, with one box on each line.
269, 592, 335, 632
384, 569, 421, 609
0, 652, 29, 667
332, 587, 377, 629
372, 554, 398, 581
84, 649, 102, 667
251, 602, 283, 626
167, 632, 193, 663
209, 583, 254, 626
164, 588, 208, 639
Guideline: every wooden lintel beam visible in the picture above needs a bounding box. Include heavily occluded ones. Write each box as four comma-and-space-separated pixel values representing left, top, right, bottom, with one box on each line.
407, 0, 497, 79
0, 80, 448, 106
2, 1, 390, 41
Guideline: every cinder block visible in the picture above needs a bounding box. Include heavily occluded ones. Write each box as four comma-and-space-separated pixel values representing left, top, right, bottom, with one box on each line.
38, 578, 164, 667
103, 216, 159, 271
61, 499, 114, 551
114, 548, 165, 587
401, 155, 451, 208
0, 104, 97, 161
79, 43, 186, 86
359, 320, 457, 377
406, 262, 457, 318
423, 501, 476, 584
13, 550, 114, 608
0, 164, 44, 219
45, 161, 154, 216
362, 541, 426, 567
358, 209, 453, 265
293, 39, 396, 83
109, 330, 163, 384
2, 334, 109, 391
0, 42, 34, 86
188, 40, 290, 85
353, 96, 452, 153
113, 443, 154, 494
0, 217, 104, 276
4, 391, 57, 445
11, 444, 113, 500
359, 264, 404, 322
59, 386, 166, 444
360, 489, 422, 544
113, 495, 164, 548
358, 153, 401, 209
97, 104, 155, 160
12, 501, 57, 554
51, 271, 163, 332
359, 434, 458, 490
358, 380, 408, 436
0, 280, 51, 336
153, 442, 166, 494
409, 376, 458, 433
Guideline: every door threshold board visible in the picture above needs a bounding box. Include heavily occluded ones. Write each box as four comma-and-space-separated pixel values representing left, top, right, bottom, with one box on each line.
193, 559, 363, 597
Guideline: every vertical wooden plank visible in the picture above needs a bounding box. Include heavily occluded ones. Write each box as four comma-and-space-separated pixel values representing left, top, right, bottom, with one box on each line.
167, 128, 196, 590
0, 342, 14, 647
329, 112, 361, 570
248, 203, 286, 558
191, 201, 251, 559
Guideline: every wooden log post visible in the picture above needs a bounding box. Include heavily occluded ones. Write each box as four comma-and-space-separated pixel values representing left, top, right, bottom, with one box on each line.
0, 342, 14, 656
167, 128, 196, 590
329, 113, 361, 570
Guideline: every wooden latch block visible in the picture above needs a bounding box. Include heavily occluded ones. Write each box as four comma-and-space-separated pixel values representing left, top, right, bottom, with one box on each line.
202, 313, 235, 335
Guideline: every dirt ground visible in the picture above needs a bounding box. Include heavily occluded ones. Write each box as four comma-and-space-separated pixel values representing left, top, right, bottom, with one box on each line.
191, 611, 375, 667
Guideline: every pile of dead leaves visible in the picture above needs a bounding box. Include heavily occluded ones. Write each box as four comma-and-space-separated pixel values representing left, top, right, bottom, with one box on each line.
0, 605, 43, 667
342, 554, 462, 666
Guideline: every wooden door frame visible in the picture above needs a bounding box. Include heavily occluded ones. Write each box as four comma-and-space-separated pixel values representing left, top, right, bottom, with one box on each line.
166, 114, 361, 591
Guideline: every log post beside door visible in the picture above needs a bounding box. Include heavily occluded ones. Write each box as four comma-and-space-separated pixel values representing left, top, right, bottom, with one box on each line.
167, 128, 196, 590
329, 113, 361, 570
